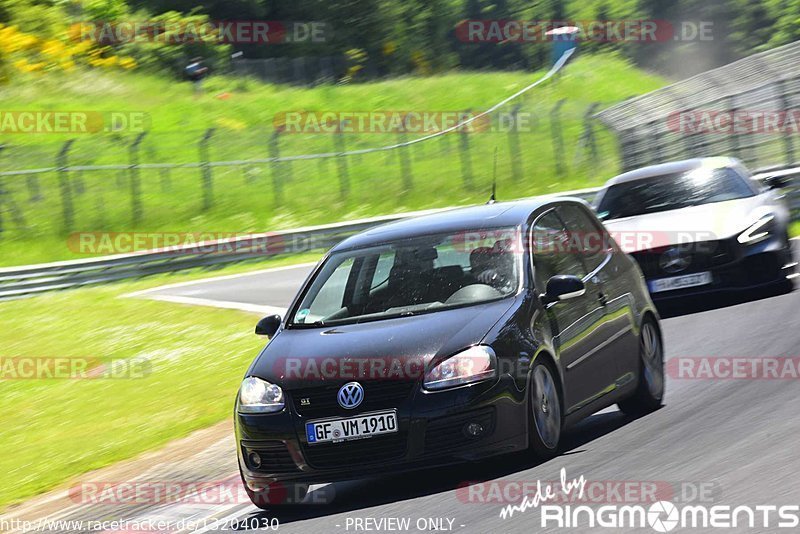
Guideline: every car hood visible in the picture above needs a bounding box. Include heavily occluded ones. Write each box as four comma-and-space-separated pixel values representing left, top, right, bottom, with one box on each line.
602, 195, 776, 253
247, 298, 517, 387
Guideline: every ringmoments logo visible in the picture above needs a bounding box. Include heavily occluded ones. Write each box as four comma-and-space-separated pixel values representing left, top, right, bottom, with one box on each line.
538, 502, 800, 530
496, 468, 800, 531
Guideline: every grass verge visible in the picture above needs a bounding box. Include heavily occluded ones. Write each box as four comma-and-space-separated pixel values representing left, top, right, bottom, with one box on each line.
0, 252, 321, 509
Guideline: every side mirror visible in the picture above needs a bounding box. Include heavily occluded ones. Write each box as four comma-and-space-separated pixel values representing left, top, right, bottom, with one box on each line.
541, 275, 585, 306
764, 174, 791, 190
255, 314, 282, 337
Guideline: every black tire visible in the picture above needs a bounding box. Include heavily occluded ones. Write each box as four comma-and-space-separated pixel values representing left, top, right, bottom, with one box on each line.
618, 318, 664, 416
527, 360, 563, 459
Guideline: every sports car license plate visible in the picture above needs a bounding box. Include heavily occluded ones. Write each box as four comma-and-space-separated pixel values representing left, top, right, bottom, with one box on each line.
306, 411, 398, 444
649, 271, 713, 293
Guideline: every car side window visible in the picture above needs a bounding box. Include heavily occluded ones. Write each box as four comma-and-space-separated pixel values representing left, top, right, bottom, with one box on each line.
363, 251, 395, 298
297, 257, 355, 323
557, 205, 610, 273
531, 210, 587, 291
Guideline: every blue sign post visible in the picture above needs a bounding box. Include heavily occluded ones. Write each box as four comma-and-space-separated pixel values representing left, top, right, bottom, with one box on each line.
547, 26, 580, 66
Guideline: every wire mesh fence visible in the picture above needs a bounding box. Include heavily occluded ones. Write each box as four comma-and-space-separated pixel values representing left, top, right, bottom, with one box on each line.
0, 94, 620, 242
4, 42, 800, 248
596, 40, 800, 173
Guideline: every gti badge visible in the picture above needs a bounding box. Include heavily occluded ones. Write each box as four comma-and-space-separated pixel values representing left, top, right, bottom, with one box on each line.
659, 246, 692, 274
337, 382, 364, 409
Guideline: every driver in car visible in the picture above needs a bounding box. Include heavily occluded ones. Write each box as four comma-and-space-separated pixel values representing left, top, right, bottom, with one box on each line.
471, 239, 515, 293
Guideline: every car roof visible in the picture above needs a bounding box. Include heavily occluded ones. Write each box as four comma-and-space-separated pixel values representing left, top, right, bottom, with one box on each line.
331, 197, 588, 251
603, 157, 741, 187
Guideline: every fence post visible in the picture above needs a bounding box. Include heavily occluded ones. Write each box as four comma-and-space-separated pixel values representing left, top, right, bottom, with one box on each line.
507, 104, 523, 182
25, 146, 41, 201
582, 103, 601, 167
550, 99, 567, 177
0, 145, 5, 236
458, 110, 473, 189
0, 146, 26, 237
778, 79, 796, 165
725, 97, 741, 159
397, 121, 413, 192
129, 132, 147, 226
147, 145, 171, 192
27, 175, 41, 201
57, 139, 75, 232
268, 130, 284, 205
199, 128, 215, 211
335, 121, 350, 199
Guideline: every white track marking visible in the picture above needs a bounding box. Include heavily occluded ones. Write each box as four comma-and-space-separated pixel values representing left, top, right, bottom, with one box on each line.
140, 294, 287, 316
125, 262, 317, 298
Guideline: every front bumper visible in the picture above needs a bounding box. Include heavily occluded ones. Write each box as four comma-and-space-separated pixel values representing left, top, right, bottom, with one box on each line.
633, 236, 796, 301
234, 373, 527, 490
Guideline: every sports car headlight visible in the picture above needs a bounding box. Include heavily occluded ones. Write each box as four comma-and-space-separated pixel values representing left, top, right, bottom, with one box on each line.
737, 215, 775, 244
423, 346, 497, 391
238, 376, 284, 413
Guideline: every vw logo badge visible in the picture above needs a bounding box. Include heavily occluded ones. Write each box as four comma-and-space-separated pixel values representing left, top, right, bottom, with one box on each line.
659, 246, 692, 274
337, 382, 364, 409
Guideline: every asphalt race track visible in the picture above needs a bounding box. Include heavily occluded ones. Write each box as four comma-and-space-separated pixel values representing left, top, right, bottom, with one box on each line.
34, 242, 800, 533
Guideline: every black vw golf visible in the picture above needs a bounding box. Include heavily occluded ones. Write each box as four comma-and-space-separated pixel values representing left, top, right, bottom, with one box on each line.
235, 198, 663, 508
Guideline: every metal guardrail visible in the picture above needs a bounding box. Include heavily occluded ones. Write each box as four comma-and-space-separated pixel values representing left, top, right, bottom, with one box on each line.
0, 208, 445, 300
0, 169, 797, 301
0, 189, 598, 300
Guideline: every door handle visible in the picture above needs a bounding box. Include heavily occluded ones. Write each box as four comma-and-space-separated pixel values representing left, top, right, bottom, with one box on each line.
598, 292, 608, 306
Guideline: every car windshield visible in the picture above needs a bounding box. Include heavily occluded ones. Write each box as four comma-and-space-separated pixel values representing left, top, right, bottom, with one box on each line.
596, 166, 757, 220
290, 227, 521, 326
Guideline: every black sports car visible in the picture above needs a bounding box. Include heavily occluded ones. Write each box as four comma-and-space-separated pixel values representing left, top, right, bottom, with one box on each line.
595, 157, 796, 301
234, 198, 663, 508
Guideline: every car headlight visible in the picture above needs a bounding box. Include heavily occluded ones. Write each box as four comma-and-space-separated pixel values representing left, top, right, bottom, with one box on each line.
423, 346, 497, 391
737, 214, 775, 244
238, 376, 284, 413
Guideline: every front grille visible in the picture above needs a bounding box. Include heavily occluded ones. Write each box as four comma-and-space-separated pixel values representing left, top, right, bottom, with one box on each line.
424, 408, 495, 456
241, 440, 298, 474
290, 380, 417, 419
301, 433, 408, 469
632, 239, 737, 278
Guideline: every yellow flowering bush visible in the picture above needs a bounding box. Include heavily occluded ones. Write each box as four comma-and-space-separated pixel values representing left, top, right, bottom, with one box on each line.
0, 22, 137, 77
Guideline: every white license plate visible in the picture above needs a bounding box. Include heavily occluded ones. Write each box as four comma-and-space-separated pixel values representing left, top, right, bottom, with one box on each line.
649, 271, 713, 293
306, 411, 398, 444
